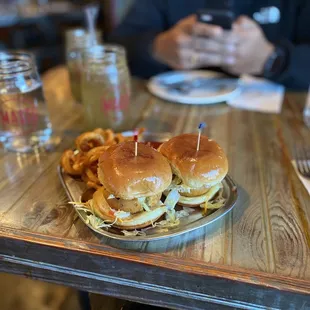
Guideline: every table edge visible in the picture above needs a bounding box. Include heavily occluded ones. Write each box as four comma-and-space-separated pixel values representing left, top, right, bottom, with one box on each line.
1, 226, 310, 295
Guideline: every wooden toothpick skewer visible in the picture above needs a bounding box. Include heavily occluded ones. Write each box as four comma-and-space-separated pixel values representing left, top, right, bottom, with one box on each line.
134, 133, 138, 156
196, 122, 206, 151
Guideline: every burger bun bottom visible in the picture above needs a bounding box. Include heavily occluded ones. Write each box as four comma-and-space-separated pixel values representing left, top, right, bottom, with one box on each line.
113, 206, 167, 230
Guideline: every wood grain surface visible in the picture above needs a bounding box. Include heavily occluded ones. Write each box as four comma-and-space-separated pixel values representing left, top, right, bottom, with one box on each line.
0, 66, 310, 309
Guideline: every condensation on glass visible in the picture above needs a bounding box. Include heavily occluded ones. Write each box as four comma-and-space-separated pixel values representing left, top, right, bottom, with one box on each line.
81, 44, 131, 132
0, 51, 52, 152
65, 28, 102, 103
304, 85, 310, 128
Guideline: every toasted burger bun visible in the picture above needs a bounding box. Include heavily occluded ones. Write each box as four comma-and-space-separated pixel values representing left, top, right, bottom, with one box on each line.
178, 194, 212, 207
176, 202, 202, 208
91, 187, 166, 229
113, 206, 166, 229
164, 190, 211, 207
165, 183, 223, 208
98, 141, 172, 200
159, 134, 228, 188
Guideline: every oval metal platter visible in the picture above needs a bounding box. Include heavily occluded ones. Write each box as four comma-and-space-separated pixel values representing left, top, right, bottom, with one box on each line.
58, 132, 238, 242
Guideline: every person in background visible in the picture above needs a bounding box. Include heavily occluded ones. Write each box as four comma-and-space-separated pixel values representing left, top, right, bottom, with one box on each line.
108, 0, 310, 90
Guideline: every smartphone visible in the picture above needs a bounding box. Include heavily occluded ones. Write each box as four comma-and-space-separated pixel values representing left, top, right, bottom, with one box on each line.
197, 9, 234, 30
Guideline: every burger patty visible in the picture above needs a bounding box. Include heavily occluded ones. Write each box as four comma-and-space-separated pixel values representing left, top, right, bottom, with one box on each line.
106, 192, 162, 214
145, 193, 162, 207
109, 198, 143, 214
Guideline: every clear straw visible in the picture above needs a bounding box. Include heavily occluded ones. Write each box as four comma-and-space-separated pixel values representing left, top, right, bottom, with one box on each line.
84, 4, 99, 46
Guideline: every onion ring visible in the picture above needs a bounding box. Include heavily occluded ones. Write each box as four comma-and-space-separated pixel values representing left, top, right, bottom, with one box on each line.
103, 129, 114, 142
62, 128, 148, 187
114, 133, 125, 143
137, 127, 146, 135
85, 168, 100, 184
93, 128, 115, 144
72, 153, 86, 173
86, 146, 110, 165
93, 128, 106, 138
61, 150, 82, 176
82, 171, 101, 189
75, 132, 105, 152
86, 181, 101, 190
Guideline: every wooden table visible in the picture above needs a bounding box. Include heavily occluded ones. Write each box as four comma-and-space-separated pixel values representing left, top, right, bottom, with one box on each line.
1, 67, 310, 310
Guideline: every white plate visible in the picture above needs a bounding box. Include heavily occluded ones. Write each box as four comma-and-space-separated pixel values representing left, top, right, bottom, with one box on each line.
147, 70, 240, 105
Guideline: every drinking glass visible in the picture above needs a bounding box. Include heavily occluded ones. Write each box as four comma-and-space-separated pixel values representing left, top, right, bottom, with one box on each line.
0, 51, 52, 152
81, 45, 131, 131
66, 28, 102, 103
304, 86, 310, 128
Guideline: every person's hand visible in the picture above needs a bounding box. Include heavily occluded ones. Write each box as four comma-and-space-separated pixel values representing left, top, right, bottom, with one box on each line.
223, 16, 275, 76
152, 15, 237, 69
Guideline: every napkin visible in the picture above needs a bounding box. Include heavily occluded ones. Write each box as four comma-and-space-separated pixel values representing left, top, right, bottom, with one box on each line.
227, 75, 284, 114
291, 161, 310, 195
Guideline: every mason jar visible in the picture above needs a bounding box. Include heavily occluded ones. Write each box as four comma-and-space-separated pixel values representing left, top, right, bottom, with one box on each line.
81, 44, 131, 131
0, 51, 52, 152
65, 28, 102, 103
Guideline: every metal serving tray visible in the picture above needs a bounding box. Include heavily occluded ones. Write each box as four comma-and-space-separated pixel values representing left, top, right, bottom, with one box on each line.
58, 132, 238, 243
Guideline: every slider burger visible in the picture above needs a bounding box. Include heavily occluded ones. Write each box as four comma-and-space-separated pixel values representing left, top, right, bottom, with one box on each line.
158, 134, 228, 208
89, 141, 172, 229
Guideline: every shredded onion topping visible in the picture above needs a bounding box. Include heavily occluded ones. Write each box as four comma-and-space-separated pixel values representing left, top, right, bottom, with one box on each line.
163, 189, 180, 223
69, 181, 227, 236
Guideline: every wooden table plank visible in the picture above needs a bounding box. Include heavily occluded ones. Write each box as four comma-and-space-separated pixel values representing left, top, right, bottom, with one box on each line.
1, 159, 70, 231
228, 110, 271, 273
253, 114, 307, 278
1, 67, 310, 309
0, 152, 61, 217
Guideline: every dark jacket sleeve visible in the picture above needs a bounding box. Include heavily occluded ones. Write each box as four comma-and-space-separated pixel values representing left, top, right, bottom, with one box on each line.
270, 1, 310, 90
108, 0, 170, 78
271, 42, 310, 90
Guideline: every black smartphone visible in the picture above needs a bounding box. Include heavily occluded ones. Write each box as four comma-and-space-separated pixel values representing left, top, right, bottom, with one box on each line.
197, 9, 234, 30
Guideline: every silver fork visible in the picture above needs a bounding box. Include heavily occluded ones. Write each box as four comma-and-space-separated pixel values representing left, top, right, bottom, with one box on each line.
294, 144, 310, 179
